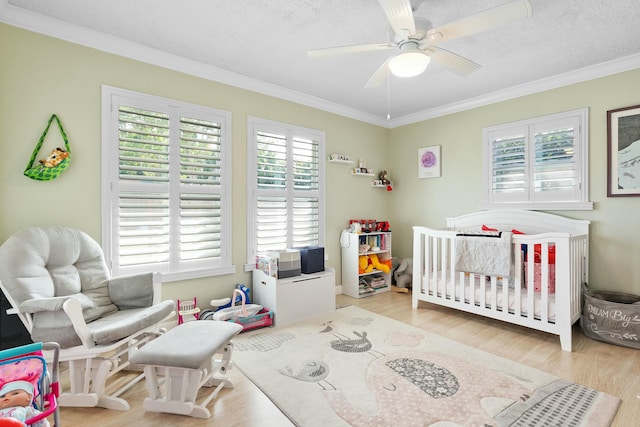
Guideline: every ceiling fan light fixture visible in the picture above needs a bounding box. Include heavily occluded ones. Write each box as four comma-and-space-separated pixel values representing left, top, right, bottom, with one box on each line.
388, 50, 430, 78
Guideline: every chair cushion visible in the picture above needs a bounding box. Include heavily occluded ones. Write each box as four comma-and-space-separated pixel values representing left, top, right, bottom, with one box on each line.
31, 310, 83, 348
0, 227, 118, 322
89, 300, 176, 345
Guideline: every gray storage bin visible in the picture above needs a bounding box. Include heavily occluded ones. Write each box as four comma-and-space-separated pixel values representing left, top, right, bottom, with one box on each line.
581, 283, 640, 349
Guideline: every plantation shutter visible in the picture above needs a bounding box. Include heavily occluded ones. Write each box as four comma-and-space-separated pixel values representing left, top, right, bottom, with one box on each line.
483, 109, 588, 209
178, 116, 223, 262
117, 106, 171, 268
488, 126, 528, 203
292, 136, 320, 248
256, 131, 288, 252
253, 127, 322, 256
107, 89, 232, 279
531, 116, 581, 202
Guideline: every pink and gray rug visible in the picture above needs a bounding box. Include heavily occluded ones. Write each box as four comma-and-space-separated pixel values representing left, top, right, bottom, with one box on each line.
232, 305, 620, 427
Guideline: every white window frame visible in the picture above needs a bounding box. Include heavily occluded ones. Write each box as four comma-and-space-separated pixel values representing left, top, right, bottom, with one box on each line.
246, 116, 325, 270
101, 85, 234, 282
482, 108, 592, 210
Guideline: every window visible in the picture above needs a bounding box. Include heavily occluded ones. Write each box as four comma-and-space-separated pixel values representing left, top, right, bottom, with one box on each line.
101, 86, 233, 281
482, 108, 592, 210
246, 117, 325, 268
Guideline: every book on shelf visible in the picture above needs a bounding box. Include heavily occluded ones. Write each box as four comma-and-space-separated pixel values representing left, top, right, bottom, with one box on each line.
362, 233, 387, 251
363, 275, 386, 289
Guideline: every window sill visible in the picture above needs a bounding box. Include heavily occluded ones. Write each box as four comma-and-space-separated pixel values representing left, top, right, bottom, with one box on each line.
481, 201, 593, 211
161, 265, 237, 282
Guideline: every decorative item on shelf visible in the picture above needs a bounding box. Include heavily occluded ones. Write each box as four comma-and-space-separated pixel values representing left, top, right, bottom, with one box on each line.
348, 221, 362, 233
363, 219, 376, 232
372, 170, 393, 191
352, 158, 375, 176
352, 168, 374, 176
375, 221, 391, 232
349, 219, 376, 233
328, 153, 353, 164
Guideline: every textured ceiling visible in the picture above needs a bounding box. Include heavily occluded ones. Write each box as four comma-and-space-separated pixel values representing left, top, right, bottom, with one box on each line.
2, 0, 640, 126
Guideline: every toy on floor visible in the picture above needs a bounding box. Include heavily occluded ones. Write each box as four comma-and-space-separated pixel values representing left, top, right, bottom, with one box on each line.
0, 381, 49, 427
212, 289, 262, 321
199, 284, 252, 321
0, 343, 61, 427
200, 284, 273, 332
177, 297, 200, 324
217, 284, 252, 309
392, 257, 413, 293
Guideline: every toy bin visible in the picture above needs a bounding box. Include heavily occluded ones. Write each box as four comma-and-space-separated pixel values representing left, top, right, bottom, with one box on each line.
582, 283, 640, 349
268, 249, 301, 278
295, 246, 324, 274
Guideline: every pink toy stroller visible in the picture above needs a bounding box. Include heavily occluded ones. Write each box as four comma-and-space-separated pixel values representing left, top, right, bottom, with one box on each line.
0, 342, 60, 426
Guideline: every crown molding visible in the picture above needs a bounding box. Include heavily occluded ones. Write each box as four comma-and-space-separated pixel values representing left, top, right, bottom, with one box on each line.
388, 53, 640, 128
0, 2, 388, 127
2, 2, 639, 130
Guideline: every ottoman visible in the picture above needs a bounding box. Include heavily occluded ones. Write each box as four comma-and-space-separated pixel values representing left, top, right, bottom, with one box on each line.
130, 320, 243, 418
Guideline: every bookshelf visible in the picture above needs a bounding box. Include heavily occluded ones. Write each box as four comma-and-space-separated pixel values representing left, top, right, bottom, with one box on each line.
341, 231, 391, 298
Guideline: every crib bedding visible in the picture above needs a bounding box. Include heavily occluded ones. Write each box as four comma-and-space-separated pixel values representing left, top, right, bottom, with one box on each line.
419, 273, 556, 321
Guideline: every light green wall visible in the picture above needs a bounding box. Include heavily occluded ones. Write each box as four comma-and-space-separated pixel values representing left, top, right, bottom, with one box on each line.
0, 24, 390, 304
2, 23, 639, 301
387, 68, 640, 294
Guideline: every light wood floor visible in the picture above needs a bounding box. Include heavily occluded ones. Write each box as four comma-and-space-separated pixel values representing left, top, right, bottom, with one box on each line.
55, 291, 639, 426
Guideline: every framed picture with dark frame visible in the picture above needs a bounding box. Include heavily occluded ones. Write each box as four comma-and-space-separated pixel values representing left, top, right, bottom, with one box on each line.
607, 104, 640, 196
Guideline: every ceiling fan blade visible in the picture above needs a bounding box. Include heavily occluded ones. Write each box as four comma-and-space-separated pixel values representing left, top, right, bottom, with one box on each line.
307, 43, 394, 58
425, 46, 481, 77
425, 0, 532, 44
377, 0, 416, 37
364, 57, 393, 88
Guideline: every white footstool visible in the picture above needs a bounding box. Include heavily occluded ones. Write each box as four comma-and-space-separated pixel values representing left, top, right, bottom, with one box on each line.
130, 320, 243, 418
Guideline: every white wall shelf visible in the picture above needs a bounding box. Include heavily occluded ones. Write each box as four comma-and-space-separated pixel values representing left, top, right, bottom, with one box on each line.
328, 154, 353, 164
372, 180, 393, 189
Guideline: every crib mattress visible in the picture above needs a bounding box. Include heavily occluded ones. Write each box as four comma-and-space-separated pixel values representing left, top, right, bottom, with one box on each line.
419, 274, 556, 321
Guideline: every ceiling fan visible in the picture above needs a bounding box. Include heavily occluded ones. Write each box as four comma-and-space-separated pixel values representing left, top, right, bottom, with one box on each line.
308, 0, 532, 88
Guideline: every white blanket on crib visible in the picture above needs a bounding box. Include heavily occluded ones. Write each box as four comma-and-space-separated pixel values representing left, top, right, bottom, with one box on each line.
455, 231, 512, 277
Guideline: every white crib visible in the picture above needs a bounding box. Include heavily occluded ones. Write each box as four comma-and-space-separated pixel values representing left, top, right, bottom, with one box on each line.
412, 210, 589, 352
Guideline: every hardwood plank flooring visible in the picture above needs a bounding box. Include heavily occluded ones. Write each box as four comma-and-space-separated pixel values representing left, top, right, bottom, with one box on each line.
56, 291, 638, 426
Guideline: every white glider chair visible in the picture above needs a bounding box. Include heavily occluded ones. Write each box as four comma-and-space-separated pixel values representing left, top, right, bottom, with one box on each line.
0, 226, 175, 410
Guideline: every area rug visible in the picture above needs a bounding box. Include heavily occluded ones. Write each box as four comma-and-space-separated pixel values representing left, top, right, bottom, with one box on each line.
232, 305, 620, 427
